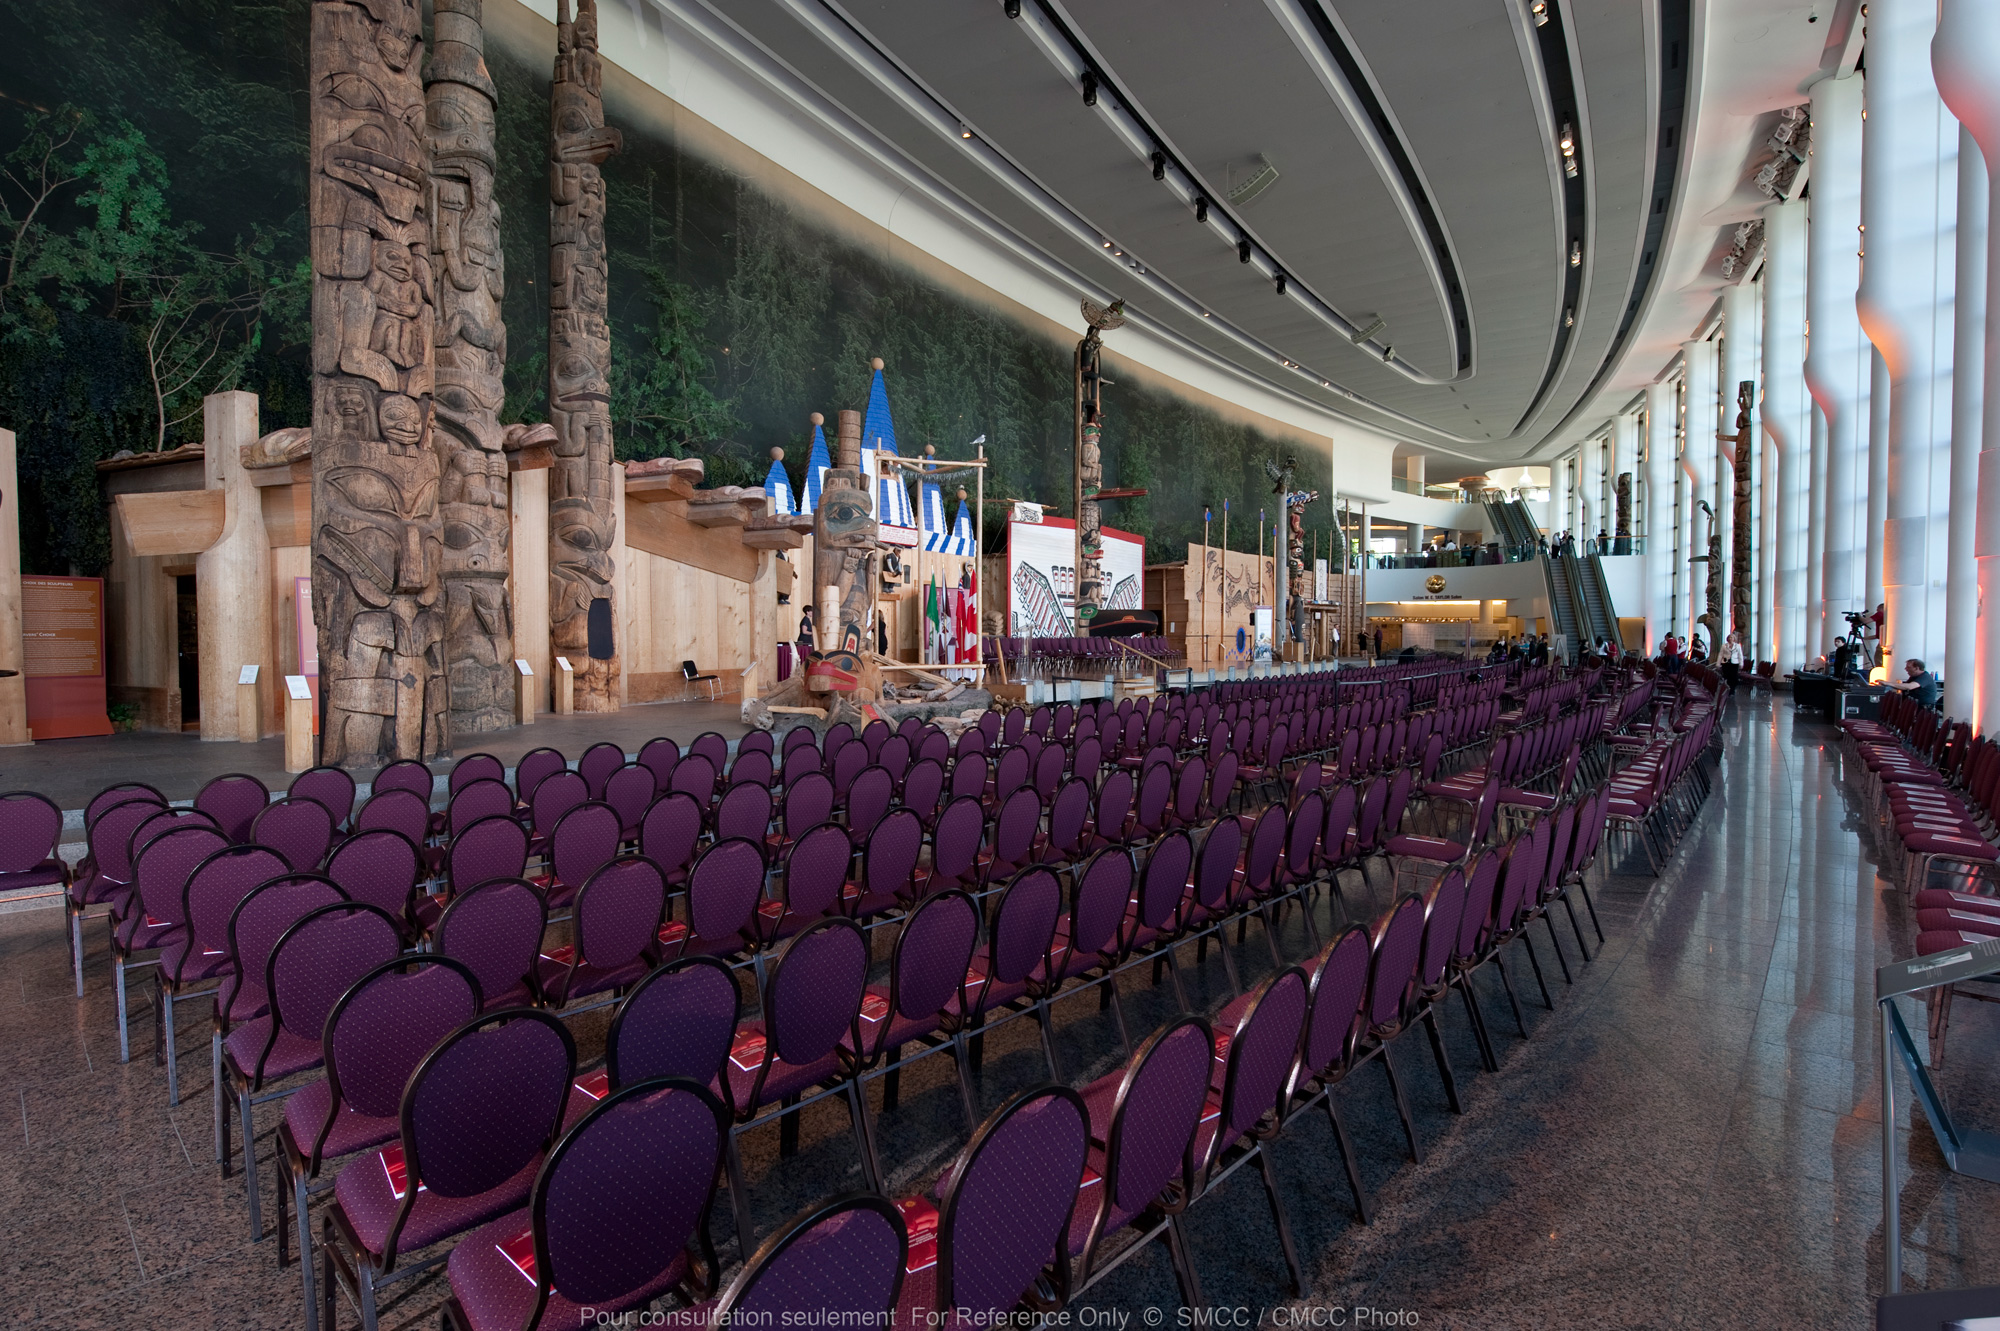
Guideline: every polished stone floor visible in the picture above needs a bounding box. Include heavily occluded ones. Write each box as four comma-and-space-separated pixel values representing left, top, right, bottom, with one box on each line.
3, 692, 1998, 1329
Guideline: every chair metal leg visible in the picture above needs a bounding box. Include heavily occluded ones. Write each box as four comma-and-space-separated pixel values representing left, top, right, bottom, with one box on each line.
161, 985, 182, 1106
242, 1086, 263, 1240
1321, 1092, 1373, 1223
1253, 1146, 1306, 1296
1161, 943, 1192, 1013
1379, 1042, 1423, 1164
212, 1033, 226, 1163
1456, 973, 1499, 1072
1165, 1214, 1207, 1309
1491, 955, 1528, 1037
71, 912, 84, 998
296, 1168, 318, 1331
1036, 1001, 1064, 1082
724, 1131, 758, 1265
115, 958, 130, 1062
845, 1081, 884, 1193
1422, 1009, 1463, 1113
1560, 894, 1592, 962
1541, 913, 1574, 984
1107, 983, 1133, 1058
950, 1033, 980, 1132
1518, 932, 1555, 1009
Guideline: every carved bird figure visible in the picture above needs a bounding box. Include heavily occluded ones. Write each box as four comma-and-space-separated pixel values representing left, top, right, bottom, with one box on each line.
1080, 297, 1127, 332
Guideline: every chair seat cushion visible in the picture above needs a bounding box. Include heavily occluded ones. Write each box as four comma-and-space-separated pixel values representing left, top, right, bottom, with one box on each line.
1385, 835, 1465, 862
1903, 833, 1998, 858
1914, 889, 2000, 917
446, 1206, 690, 1331
225, 1018, 323, 1085
0, 861, 66, 891
536, 953, 650, 1007
158, 939, 233, 987
722, 1021, 843, 1115
284, 1079, 398, 1168
334, 1142, 541, 1260
1916, 908, 2000, 938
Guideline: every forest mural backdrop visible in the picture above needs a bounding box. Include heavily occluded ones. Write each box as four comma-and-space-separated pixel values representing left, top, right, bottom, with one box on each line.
0, 0, 1339, 578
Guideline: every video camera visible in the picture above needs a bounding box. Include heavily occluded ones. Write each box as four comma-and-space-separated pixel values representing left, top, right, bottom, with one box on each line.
1843, 610, 1871, 631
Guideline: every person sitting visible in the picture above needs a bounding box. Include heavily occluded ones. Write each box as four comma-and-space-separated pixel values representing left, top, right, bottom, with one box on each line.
1889, 658, 1940, 709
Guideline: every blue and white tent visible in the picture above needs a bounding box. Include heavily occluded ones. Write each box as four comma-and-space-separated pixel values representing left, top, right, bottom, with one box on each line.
942, 494, 976, 557
800, 420, 832, 516
763, 454, 796, 516
861, 366, 918, 536
919, 477, 950, 550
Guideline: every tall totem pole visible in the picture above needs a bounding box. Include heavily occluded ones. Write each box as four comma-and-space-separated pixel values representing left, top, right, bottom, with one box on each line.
548, 0, 622, 710
1724, 380, 1755, 645
1073, 298, 1125, 629
309, 0, 447, 765
427, 0, 514, 734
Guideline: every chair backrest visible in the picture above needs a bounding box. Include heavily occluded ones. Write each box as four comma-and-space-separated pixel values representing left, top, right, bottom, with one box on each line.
221, 873, 345, 1019
1365, 892, 1427, 1031
781, 743, 821, 791
196, 772, 271, 843
1072, 736, 1103, 784
578, 741, 627, 798
636, 737, 680, 795
1354, 776, 1389, 848
1213, 967, 1309, 1151
608, 955, 740, 1088
730, 748, 776, 790
447, 753, 505, 796
1301, 924, 1372, 1077
267, 901, 404, 1052
90, 794, 168, 884
917, 728, 951, 767
530, 1077, 730, 1311
531, 769, 590, 839
1194, 815, 1243, 912
244, 797, 334, 874
956, 728, 988, 761
881, 890, 979, 1042
993, 746, 1030, 801
434, 878, 548, 1008
639, 792, 705, 879
446, 778, 514, 836
861, 718, 891, 761
84, 781, 164, 830
1134, 761, 1173, 834
715, 781, 775, 844
781, 772, 836, 840
778, 823, 851, 925
828, 740, 869, 796
447, 813, 531, 892
515, 747, 569, 803
402, 1009, 575, 1214
1285, 792, 1323, 879
1243, 804, 1288, 897
877, 734, 911, 784
688, 731, 730, 772
354, 787, 429, 845
603, 764, 656, 837
936, 1085, 1089, 1319
985, 867, 1062, 987
846, 766, 895, 844
288, 767, 356, 827
319, 831, 419, 926
861, 809, 923, 904
1321, 782, 1358, 860
1001, 708, 1027, 745
321, 955, 482, 1144
1137, 831, 1194, 932
1094, 768, 1133, 842
551, 801, 621, 888
1418, 868, 1469, 989
1045, 777, 1093, 860
949, 753, 988, 801
712, 1194, 906, 1322
181, 843, 289, 977
0, 790, 60, 875
573, 856, 668, 971
373, 758, 434, 802
1068, 849, 1134, 962
685, 837, 766, 950
765, 917, 868, 1069
1207, 751, 1238, 811
783, 725, 819, 758
929, 796, 985, 887
136, 822, 231, 930
900, 758, 945, 824
1455, 849, 1503, 960
1101, 1015, 1211, 1217
824, 721, 856, 755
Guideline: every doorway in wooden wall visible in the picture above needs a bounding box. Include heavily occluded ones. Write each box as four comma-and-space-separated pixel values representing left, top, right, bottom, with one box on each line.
176, 574, 199, 731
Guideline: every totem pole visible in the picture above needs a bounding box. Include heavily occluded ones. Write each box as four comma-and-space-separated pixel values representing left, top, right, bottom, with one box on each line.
1694, 498, 1724, 659
1724, 380, 1755, 643
427, 0, 513, 734
548, 0, 622, 710
309, 0, 447, 766
806, 409, 882, 706
1074, 298, 1125, 629
1613, 471, 1632, 555
1263, 455, 1298, 643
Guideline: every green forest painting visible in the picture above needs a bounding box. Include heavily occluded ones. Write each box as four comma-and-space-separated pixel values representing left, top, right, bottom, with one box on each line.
0, 0, 1337, 577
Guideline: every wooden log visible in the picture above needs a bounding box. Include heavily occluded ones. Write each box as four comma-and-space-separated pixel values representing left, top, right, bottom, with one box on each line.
113, 490, 226, 559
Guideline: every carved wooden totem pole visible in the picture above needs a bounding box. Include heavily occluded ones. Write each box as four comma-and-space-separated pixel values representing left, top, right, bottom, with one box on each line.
1613, 471, 1632, 549
806, 408, 882, 704
1724, 380, 1755, 643
1694, 498, 1724, 659
309, 0, 447, 765
548, 0, 622, 710
427, 0, 513, 734
1073, 298, 1124, 628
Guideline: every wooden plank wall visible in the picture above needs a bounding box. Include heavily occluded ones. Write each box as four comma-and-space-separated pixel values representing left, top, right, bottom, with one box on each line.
623, 545, 752, 702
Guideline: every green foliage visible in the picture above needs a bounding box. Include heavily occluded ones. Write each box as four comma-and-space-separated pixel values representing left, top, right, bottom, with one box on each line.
610, 263, 740, 464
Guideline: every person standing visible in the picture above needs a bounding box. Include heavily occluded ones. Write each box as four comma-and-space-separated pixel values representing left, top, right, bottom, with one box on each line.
796, 603, 815, 661
1722, 632, 1744, 691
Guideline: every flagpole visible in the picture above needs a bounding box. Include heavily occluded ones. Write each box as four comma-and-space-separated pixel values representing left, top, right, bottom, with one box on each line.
1199, 507, 1210, 670
1220, 500, 1229, 667
975, 438, 985, 674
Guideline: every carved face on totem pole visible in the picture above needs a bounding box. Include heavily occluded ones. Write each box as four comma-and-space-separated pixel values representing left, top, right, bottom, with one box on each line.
807, 469, 877, 693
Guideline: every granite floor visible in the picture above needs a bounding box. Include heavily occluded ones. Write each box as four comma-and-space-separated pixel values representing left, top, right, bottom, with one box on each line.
3, 692, 1997, 1328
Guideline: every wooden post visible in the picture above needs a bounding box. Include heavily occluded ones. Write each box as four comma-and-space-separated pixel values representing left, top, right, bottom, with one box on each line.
511, 465, 551, 712
236, 664, 261, 744
513, 658, 535, 725
0, 428, 27, 745
553, 656, 575, 714
283, 674, 314, 773
198, 391, 272, 741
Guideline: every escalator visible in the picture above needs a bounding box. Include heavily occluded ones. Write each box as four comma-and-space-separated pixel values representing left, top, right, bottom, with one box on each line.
1576, 552, 1622, 649
1483, 499, 1542, 552
1541, 554, 1583, 662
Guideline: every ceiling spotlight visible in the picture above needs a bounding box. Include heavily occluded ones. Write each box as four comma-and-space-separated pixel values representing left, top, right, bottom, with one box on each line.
1530, 0, 1548, 26
1274, 273, 1287, 296
1102, 239, 1112, 248
1570, 240, 1581, 267
1004, 0, 1020, 16
1563, 307, 1575, 327
960, 123, 973, 139
1194, 197, 1208, 224
1238, 238, 1252, 264
1082, 72, 1098, 107
1150, 151, 1166, 181
1559, 122, 1578, 177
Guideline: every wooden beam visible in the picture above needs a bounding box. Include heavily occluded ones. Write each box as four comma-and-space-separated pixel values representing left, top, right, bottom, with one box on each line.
625, 472, 700, 503
741, 525, 803, 550
624, 497, 757, 582
114, 489, 225, 558
684, 499, 754, 528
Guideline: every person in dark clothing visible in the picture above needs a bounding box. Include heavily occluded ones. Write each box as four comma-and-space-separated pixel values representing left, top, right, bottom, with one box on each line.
796, 604, 815, 660
1891, 658, 1939, 709
1372, 627, 1384, 658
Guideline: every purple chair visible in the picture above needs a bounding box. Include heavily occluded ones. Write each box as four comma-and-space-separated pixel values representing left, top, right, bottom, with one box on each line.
740, 729, 775, 759
354, 787, 430, 848
224, 900, 403, 1240
1072, 736, 1103, 785
606, 955, 740, 1090
948, 753, 987, 803
900, 715, 927, 745
729, 748, 775, 790
441, 1077, 730, 1331
578, 741, 626, 798
1168, 756, 1207, 830
1067, 1014, 1211, 1305
515, 747, 569, 806
603, 763, 656, 844
0, 788, 65, 911
665, 836, 766, 960
1040, 777, 1093, 866
1123, 831, 1196, 1006
759, 822, 851, 943
689, 731, 730, 773
877, 734, 911, 787
445, 778, 515, 838
1088, 770, 1134, 850
251, 796, 336, 873
449, 753, 505, 795
901, 758, 946, 830
1408, 865, 1475, 1107
372, 755, 432, 798
922, 796, 985, 897
849, 888, 980, 1133
528, 769, 589, 857
1049, 849, 1136, 1058
542, 800, 621, 911
69, 789, 163, 994
435, 878, 548, 1010
780, 743, 820, 792
1355, 892, 1430, 1165
668, 753, 718, 810
782, 725, 818, 759
896, 1084, 1088, 1325
722, 917, 877, 1259
917, 728, 951, 768
637, 737, 680, 794
445, 813, 531, 900
990, 746, 1030, 806
539, 856, 668, 1011
116, 821, 229, 1063
829, 739, 869, 796
956, 728, 988, 763
275, 954, 481, 1324
640, 791, 705, 886
711, 1193, 906, 1323
773, 771, 834, 855
844, 807, 922, 920
1032, 744, 1067, 803
320, 1008, 577, 1331
964, 866, 1064, 1080
1131, 762, 1174, 843
823, 721, 856, 756
197, 772, 272, 843
1191, 967, 1309, 1296
715, 780, 775, 844
158, 843, 288, 1104
982, 788, 1042, 886
845, 766, 895, 851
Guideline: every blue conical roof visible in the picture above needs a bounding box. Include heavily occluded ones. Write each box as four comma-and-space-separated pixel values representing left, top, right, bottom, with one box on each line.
801, 421, 832, 515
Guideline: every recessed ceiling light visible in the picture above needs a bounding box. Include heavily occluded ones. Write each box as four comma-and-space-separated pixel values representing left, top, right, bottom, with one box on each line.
960, 124, 973, 139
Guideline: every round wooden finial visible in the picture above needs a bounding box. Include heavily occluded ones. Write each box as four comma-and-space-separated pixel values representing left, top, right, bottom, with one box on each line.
871, 357, 884, 371
770, 446, 784, 461
925, 444, 936, 457
809, 412, 824, 426
957, 486, 968, 500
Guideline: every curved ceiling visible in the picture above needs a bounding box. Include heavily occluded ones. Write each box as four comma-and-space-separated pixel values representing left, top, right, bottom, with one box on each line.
695, 0, 1688, 463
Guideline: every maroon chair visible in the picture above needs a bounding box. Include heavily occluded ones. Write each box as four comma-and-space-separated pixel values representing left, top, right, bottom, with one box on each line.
711, 1193, 906, 1323
441, 1077, 730, 1331
116, 820, 229, 1063
541, 800, 621, 911
67, 788, 164, 994
606, 955, 740, 1090
922, 796, 985, 895
782, 725, 819, 759
443, 778, 514, 839
1088, 769, 1135, 850
372, 758, 433, 801
1048, 848, 1138, 1060
0, 787, 64, 911
197, 772, 271, 843
758, 821, 852, 943
444, 813, 531, 902
668, 753, 718, 810
1067, 1014, 1211, 1306
729, 748, 776, 790
1288, 923, 1376, 1217
715, 780, 774, 845
917, 728, 951, 768
224, 900, 403, 1241
901, 758, 946, 830
964, 866, 1064, 1080
664, 836, 766, 960
771, 771, 834, 857
845, 808, 924, 920
1131, 761, 1174, 843
251, 796, 335, 874
603, 763, 656, 843
290, 767, 357, 830
320, 1008, 577, 1331
578, 740, 626, 798
639, 791, 705, 887
949, 753, 988, 803
849, 888, 981, 1133
636, 737, 680, 794
895, 1084, 1088, 1326
158, 842, 287, 1104
275, 954, 481, 1321
514, 747, 569, 806
740, 729, 775, 759
1124, 831, 1197, 1007
877, 733, 912, 787
845, 766, 895, 850
722, 917, 877, 1258
449, 753, 505, 795
780, 742, 820, 792
527, 769, 589, 859
354, 787, 430, 848
688, 731, 730, 772
981, 787, 1043, 886
1408, 865, 1475, 1107
538, 856, 669, 1012
435, 878, 548, 1010
1353, 892, 1430, 1165
1040, 776, 1094, 865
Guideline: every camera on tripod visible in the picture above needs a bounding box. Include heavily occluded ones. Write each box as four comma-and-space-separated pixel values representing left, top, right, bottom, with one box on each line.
1843, 610, 1870, 630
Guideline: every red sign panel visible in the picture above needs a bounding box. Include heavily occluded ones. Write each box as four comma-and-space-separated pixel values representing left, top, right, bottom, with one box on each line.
21, 575, 112, 739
